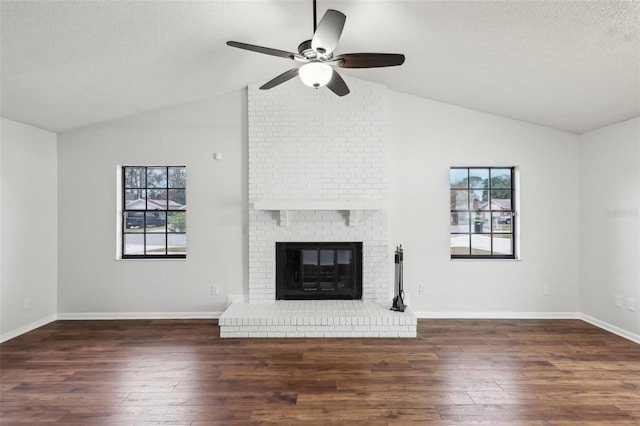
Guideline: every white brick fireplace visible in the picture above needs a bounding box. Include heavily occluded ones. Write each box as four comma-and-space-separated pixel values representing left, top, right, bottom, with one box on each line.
219, 77, 416, 337
248, 77, 388, 302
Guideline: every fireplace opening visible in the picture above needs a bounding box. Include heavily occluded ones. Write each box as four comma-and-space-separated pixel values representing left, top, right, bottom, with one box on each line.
276, 242, 362, 300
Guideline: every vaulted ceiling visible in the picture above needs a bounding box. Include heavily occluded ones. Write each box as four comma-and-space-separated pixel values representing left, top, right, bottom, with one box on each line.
1, 0, 639, 134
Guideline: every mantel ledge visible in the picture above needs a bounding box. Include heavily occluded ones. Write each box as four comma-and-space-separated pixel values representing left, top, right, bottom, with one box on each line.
253, 200, 385, 212
252, 200, 385, 227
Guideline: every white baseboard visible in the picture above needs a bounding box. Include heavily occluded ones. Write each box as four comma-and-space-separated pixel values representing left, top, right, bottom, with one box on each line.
580, 314, 640, 344
57, 312, 223, 320
412, 311, 580, 319
1, 314, 57, 343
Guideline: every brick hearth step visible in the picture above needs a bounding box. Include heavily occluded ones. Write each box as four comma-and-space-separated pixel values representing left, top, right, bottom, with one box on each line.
219, 300, 417, 338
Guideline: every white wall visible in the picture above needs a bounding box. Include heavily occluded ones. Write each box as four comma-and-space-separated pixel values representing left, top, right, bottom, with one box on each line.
55, 87, 585, 320
579, 117, 640, 338
388, 92, 581, 316
52, 83, 638, 344
1, 118, 58, 341
57, 92, 246, 317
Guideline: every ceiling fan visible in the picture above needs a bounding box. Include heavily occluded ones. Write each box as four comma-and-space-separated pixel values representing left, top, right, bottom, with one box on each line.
227, 0, 405, 96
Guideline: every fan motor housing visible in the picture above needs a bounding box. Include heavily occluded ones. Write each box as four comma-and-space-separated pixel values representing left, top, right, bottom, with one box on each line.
298, 39, 332, 61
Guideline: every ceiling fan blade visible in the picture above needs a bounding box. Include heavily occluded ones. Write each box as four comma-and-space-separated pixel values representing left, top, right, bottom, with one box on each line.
227, 41, 295, 59
260, 68, 299, 90
326, 70, 350, 97
335, 53, 405, 68
311, 9, 346, 55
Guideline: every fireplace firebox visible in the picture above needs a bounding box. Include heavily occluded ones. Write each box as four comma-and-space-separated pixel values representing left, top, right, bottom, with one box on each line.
276, 242, 362, 300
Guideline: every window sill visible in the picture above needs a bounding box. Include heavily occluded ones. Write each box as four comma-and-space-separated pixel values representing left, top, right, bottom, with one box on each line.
450, 256, 521, 261
118, 256, 187, 261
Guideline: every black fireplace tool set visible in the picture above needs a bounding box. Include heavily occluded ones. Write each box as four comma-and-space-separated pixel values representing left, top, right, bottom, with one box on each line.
390, 245, 407, 312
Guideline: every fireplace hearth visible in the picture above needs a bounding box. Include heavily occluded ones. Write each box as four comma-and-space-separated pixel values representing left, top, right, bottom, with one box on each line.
276, 242, 362, 300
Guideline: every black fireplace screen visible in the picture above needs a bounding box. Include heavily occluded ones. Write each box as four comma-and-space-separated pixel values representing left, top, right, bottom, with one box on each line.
276, 242, 362, 300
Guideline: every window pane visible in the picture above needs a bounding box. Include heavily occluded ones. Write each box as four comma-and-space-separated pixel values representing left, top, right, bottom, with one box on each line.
124, 167, 145, 188
493, 234, 513, 255
451, 212, 469, 233
168, 167, 186, 188
285, 250, 301, 290
168, 189, 186, 209
302, 249, 317, 265
472, 214, 489, 233
124, 234, 144, 255
492, 211, 513, 232
451, 190, 470, 210
124, 212, 144, 230
146, 212, 166, 232
471, 190, 489, 210
302, 250, 318, 290
471, 234, 491, 255
147, 167, 167, 188
336, 250, 352, 289
451, 234, 470, 255
491, 189, 512, 205
168, 211, 186, 232
125, 189, 145, 206
168, 234, 186, 254
469, 169, 489, 188
146, 189, 167, 209
319, 250, 334, 265
146, 233, 166, 255
337, 250, 351, 265
491, 169, 511, 188
319, 250, 335, 290
450, 169, 468, 188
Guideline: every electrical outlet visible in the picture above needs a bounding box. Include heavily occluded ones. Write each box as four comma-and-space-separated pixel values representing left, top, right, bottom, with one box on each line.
627, 298, 636, 312
418, 285, 426, 295
614, 294, 623, 308
543, 285, 550, 295
211, 284, 219, 296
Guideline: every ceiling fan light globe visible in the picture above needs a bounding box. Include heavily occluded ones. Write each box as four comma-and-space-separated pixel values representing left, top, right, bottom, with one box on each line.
299, 62, 332, 88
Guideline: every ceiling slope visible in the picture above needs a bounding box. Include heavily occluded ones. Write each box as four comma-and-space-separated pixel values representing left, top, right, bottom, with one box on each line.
1, 0, 639, 134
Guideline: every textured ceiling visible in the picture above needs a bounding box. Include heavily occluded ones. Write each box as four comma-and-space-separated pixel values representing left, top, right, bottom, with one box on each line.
1, 0, 639, 134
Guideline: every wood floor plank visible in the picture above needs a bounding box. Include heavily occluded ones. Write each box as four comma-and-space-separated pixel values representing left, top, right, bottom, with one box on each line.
466, 388, 640, 405
7, 381, 179, 394
296, 390, 473, 405
1, 318, 638, 424
436, 403, 637, 423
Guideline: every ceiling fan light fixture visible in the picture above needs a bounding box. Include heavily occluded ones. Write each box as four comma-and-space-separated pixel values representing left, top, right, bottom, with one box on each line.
299, 62, 332, 88
227, 3, 404, 96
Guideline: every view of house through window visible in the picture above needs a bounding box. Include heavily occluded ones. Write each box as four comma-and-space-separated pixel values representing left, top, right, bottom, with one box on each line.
122, 166, 186, 258
450, 167, 515, 258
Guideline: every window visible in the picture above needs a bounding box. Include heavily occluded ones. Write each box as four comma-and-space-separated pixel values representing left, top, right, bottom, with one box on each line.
450, 167, 515, 259
122, 166, 186, 258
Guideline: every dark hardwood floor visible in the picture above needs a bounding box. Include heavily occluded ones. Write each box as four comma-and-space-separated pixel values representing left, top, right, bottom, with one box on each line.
1, 319, 639, 425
